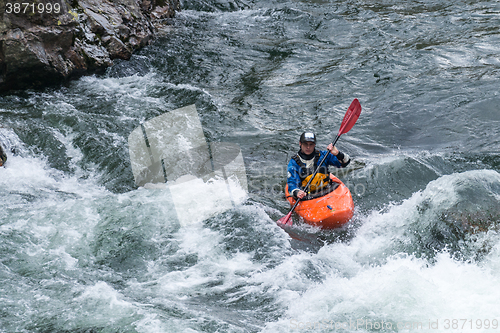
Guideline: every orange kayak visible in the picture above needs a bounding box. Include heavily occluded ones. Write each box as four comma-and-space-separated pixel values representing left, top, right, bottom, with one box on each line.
285, 174, 354, 229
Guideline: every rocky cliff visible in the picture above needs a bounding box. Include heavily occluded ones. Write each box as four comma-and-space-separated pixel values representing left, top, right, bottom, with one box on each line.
0, 0, 179, 91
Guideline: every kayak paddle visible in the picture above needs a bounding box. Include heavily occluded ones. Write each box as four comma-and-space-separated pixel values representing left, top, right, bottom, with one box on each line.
277, 98, 362, 227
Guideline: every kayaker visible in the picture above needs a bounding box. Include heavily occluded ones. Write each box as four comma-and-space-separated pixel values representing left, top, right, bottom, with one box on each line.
0, 142, 7, 167
287, 132, 350, 199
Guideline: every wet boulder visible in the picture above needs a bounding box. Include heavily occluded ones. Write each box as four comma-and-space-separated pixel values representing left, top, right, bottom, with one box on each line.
0, 0, 180, 91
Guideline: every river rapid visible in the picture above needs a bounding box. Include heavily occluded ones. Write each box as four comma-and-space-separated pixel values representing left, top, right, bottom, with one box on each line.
1, 0, 500, 332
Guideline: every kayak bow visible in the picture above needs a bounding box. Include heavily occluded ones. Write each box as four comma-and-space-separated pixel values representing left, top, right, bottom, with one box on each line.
284, 174, 354, 229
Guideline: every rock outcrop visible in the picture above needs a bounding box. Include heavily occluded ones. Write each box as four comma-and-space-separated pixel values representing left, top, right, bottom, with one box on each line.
0, 0, 180, 91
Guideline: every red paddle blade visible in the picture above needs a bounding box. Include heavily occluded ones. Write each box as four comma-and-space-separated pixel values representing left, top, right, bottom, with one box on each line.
338, 98, 361, 135
277, 211, 293, 226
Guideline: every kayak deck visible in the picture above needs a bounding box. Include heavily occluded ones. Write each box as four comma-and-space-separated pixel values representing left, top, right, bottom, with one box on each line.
285, 174, 354, 229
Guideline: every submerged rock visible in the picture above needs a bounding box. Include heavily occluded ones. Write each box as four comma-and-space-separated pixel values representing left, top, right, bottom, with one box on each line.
0, 0, 180, 91
0, 140, 6, 166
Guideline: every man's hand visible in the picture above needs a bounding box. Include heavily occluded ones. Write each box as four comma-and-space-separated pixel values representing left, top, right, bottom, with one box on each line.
296, 190, 307, 199
327, 143, 339, 155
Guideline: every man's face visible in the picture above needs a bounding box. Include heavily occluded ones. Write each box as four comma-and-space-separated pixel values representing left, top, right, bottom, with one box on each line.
300, 141, 316, 155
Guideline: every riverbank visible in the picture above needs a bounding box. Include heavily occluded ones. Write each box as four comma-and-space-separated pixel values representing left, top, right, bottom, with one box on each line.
0, 0, 180, 91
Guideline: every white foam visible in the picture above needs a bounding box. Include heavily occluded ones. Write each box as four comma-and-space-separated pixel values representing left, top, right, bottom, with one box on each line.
258, 170, 500, 332
73, 281, 138, 330
0, 155, 60, 190
168, 174, 248, 226
262, 252, 500, 332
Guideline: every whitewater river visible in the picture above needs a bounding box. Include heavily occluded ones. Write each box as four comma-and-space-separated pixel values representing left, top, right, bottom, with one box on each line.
1, 0, 500, 332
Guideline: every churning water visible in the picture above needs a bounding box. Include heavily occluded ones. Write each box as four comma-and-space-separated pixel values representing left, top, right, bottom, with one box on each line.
1, 0, 500, 332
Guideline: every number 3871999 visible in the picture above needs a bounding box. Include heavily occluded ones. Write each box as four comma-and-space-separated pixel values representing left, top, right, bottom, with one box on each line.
5, 2, 61, 14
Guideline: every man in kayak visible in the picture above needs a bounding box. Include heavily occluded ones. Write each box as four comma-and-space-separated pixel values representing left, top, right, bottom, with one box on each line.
287, 132, 350, 199
0, 142, 7, 167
